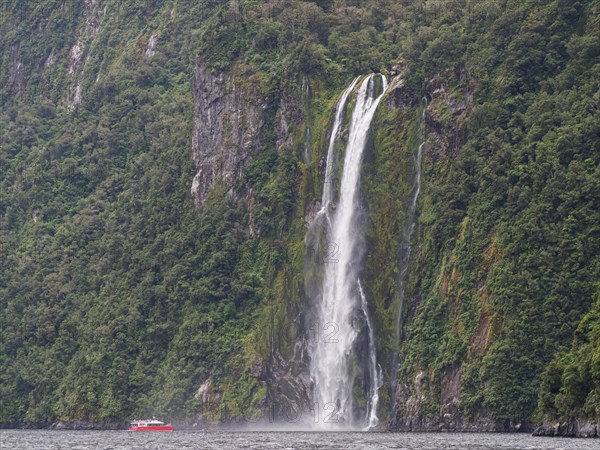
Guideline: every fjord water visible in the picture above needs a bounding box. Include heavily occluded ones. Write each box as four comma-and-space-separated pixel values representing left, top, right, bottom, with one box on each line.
308, 74, 388, 429
3, 430, 598, 450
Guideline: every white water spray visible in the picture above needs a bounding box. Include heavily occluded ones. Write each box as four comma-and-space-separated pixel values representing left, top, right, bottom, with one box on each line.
309, 74, 388, 429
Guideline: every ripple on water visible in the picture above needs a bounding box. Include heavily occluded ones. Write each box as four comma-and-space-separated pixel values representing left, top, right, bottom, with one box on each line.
0, 430, 598, 450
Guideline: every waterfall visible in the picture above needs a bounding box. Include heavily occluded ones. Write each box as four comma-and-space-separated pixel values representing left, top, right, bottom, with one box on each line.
322, 76, 360, 207
308, 74, 388, 429
304, 77, 359, 314
303, 77, 314, 164
359, 280, 383, 429
406, 142, 423, 239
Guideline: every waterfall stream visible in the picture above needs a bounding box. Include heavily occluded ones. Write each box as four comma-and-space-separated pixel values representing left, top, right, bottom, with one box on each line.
307, 74, 388, 429
322, 77, 360, 207
359, 279, 383, 429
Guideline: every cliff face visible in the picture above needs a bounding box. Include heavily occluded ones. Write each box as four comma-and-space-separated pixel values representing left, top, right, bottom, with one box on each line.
187, 58, 312, 421
363, 11, 599, 427
1, 0, 599, 434
533, 419, 599, 438
190, 62, 266, 208
190, 59, 306, 239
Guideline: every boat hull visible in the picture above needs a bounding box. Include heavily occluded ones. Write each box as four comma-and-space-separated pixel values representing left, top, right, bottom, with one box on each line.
129, 425, 174, 431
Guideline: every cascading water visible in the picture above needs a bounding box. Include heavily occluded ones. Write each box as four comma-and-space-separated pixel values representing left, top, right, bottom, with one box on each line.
322, 77, 360, 207
307, 74, 388, 429
359, 280, 383, 429
302, 77, 313, 164
304, 77, 359, 316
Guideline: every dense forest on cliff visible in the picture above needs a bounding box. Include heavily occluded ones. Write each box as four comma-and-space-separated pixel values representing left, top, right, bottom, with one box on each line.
1, 0, 599, 433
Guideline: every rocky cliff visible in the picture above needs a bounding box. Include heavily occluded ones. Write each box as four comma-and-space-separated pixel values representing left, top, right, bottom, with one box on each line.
534, 419, 599, 438
1, 0, 599, 435
190, 61, 267, 208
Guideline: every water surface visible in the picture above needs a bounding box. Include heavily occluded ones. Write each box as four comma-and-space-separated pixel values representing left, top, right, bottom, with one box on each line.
1, 430, 597, 450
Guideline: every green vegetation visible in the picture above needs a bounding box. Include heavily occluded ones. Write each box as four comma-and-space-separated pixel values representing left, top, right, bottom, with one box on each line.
1, 0, 599, 429
0, 0, 271, 424
539, 292, 600, 422
365, 0, 600, 426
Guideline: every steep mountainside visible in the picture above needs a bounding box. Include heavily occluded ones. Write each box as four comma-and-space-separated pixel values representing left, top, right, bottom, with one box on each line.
1, 0, 599, 436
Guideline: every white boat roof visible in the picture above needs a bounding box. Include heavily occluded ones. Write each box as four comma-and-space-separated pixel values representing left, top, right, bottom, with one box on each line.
130, 419, 166, 425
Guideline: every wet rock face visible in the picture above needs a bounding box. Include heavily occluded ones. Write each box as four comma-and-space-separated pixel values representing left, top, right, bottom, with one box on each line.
145, 33, 158, 58
190, 61, 265, 208
533, 419, 599, 438
66, 0, 103, 109
266, 350, 313, 424
190, 60, 305, 210
422, 72, 476, 162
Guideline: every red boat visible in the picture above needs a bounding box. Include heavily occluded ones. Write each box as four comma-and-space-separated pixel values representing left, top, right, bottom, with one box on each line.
129, 418, 174, 431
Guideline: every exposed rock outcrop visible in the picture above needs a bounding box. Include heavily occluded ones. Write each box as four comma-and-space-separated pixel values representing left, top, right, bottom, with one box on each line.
265, 350, 313, 424
145, 33, 158, 58
66, 0, 103, 109
7, 45, 25, 97
422, 72, 475, 161
390, 366, 531, 432
190, 59, 307, 210
190, 61, 269, 208
533, 419, 599, 438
